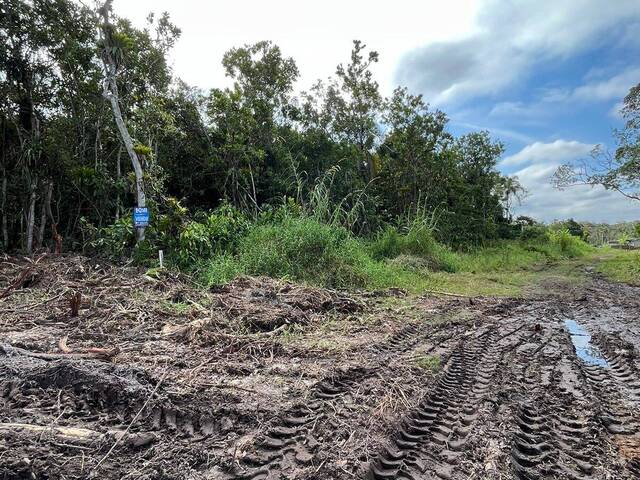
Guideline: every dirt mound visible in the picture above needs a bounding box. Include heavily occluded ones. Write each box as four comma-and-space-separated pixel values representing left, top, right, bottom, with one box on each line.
211, 276, 363, 332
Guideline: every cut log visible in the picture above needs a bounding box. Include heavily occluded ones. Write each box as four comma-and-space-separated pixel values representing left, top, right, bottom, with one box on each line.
0, 423, 156, 448
0, 423, 105, 446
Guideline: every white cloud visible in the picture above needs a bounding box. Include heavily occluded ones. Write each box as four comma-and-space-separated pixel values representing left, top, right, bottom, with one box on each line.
452, 120, 536, 144
513, 172, 639, 223
572, 67, 640, 102
112, 0, 479, 95
505, 139, 639, 222
609, 101, 625, 119
501, 140, 595, 167
396, 0, 640, 106
488, 67, 639, 122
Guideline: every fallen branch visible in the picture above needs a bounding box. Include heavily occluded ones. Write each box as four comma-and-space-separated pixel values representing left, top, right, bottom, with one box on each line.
1, 343, 119, 362
0, 266, 35, 300
0, 423, 156, 448
422, 289, 472, 298
0, 254, 48, 300
0, 423, 104, 446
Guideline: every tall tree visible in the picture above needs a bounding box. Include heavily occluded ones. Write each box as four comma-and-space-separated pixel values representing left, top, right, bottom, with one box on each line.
377, 87, 452, 218
98, 0, 148, 241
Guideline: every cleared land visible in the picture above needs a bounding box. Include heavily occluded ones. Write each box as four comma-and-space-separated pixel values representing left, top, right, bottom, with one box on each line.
1, 254, 639, 479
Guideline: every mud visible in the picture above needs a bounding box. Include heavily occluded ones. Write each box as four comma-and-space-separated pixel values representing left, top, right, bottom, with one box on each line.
1, 254, 639, 479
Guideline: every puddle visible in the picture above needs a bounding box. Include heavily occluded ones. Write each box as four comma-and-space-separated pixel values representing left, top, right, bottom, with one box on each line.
564, 319, 609, 367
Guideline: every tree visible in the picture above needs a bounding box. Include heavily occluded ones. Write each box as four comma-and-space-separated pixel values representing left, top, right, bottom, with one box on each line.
304, 41, 382, 181
376, 87, 452, 218
98, 0, 148, 241
1, 0, 98, 252
496, 175, 526, 221
554, 82, 640, 202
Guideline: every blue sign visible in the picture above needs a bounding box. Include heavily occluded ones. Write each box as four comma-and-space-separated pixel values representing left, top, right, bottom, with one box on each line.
133, 207, 150, 227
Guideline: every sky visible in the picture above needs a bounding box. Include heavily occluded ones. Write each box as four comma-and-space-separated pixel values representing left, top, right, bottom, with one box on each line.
113, 0, 640, 223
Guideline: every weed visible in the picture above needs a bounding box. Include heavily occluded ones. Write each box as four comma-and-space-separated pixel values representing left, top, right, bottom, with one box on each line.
415, 354, 441, 372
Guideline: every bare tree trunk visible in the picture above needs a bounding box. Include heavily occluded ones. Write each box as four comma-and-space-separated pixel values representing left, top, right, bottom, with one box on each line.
105, 83, 146, 241
115, 143, 121, 220
25, 176, 37, 254
36, 181, 53, 250
1, 167, 7, 250
99, 2, 146, 242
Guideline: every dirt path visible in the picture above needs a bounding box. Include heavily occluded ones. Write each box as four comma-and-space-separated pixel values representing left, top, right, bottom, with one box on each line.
0, 255, 639, 479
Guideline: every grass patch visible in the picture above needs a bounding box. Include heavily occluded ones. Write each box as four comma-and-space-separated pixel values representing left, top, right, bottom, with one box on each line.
195, 214, 595, 297
415, 354, 441, 372
594, 248, 640, 285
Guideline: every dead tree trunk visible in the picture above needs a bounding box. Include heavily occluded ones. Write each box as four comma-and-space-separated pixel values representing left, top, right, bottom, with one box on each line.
115, 143, 121, 220
36, 181, 53, 250
99, 1, 146, 242
1, 166, 7, 249
25, 175, 37, 254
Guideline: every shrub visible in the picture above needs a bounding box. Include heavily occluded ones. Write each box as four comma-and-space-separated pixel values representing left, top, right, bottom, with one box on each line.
369, 226, 403, 260
236, 216, 368, 288
88, 216, 135, 258
547, 228, 591, 257
519, 225, 548, 242
369, 224, 459, 272
197, 253, 244, 286
175, 204, 248, 267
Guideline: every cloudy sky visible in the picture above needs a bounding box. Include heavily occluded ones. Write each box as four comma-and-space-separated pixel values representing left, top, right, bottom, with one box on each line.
114, 0, 640, 223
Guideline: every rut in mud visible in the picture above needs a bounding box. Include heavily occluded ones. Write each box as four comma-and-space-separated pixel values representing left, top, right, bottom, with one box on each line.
1, 255, 639, 479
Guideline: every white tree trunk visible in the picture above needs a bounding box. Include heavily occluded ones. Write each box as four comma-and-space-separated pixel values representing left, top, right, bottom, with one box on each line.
100, 3, 146, 242
25, 176, 37, 254
1, 168, 7, 249
115, 144, 121, 220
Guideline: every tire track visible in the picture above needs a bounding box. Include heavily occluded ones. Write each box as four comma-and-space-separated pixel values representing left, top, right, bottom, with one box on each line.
231, 322, 430, 479
508, 317, 611, 480
368, 327, 500, 479
581, 344, 640, 477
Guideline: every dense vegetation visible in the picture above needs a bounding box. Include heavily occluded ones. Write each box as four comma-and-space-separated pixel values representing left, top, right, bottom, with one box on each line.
0, 0, 622, 292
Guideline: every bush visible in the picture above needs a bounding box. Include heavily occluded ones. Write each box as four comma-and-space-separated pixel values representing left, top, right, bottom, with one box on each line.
369, 224, 459, 272
197, 252, 244, 286
87, 216, 135, 258
547, 228, 591, 257
519, 225, 548, 242
175, 204, 248, 267
369, 226, 403, 260
236, 216, 368, 287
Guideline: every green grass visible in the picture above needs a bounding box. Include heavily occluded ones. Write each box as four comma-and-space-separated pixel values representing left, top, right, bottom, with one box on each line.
594, 248, 640, 285
196, 214, 596, 297
415, 354, 441, 372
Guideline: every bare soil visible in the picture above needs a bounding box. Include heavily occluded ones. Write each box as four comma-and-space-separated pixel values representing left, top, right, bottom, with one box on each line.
1, 254, 638, 479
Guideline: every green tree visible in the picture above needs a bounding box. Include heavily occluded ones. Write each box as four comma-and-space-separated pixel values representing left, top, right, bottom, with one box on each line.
304, 41, 382, 182
376, 87, 452, 219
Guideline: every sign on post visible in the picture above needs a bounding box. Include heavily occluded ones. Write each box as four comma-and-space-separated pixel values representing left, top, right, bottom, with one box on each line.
133, 207, 150, 227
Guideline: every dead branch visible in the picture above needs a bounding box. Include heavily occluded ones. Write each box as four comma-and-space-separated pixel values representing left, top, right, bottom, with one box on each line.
0, 265, 35, 300
0, 423, 156, 448
1, 343, 119, 361
0, 423, 105, 446
422, 289, 472, 298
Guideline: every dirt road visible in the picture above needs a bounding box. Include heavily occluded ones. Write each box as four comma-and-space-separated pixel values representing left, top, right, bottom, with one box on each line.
1, 255, 639, 479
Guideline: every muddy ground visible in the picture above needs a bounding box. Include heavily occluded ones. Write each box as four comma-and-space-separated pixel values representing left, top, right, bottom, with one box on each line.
0, 254, 639, 479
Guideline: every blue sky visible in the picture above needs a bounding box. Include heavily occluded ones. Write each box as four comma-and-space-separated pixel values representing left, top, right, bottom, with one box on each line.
117, 0, 640, 223
395, 1, 640, 222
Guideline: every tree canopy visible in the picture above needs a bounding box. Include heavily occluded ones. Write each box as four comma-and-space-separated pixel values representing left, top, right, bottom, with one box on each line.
1, 0, 523, 254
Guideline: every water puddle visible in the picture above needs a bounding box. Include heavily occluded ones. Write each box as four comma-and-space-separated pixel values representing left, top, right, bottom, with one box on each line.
564, 319, 609, 367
